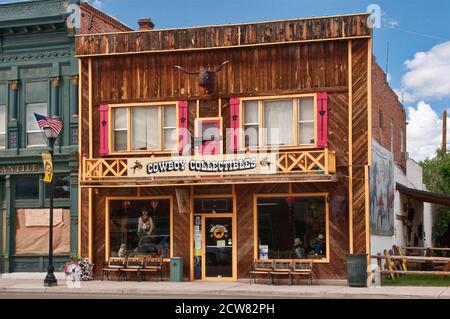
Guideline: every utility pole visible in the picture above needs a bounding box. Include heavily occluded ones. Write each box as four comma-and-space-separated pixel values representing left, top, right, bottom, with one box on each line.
443, 110, 447, 152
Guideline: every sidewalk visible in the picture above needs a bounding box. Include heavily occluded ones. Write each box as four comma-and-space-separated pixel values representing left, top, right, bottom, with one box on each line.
0, 278, 449, 298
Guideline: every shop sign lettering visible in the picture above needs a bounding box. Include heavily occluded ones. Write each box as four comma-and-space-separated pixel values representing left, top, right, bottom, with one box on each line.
128, 153, 276, 178
0, 164, 39, 175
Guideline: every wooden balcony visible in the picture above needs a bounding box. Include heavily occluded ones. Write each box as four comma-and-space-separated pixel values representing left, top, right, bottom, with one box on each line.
80, 149, 337, 187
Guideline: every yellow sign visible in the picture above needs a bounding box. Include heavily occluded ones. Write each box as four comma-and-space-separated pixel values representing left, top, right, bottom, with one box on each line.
42, 153, 53, 183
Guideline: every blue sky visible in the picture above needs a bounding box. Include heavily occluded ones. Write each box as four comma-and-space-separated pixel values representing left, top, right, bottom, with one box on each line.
2, 0, 449, 160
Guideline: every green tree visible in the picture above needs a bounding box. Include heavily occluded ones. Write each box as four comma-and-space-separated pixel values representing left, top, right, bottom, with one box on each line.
421, 149, 450, 245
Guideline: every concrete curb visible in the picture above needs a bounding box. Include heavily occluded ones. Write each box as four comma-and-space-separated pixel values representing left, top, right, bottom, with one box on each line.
1, 272, 66, 280
0, 280, 449, 299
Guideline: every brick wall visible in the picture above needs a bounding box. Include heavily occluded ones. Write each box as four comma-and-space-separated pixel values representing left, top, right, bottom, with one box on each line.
372, 59, 407, 171
79, 2, 132, 34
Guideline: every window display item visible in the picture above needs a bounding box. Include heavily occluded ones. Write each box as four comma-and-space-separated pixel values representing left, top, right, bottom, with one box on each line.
137, 209, 155, 238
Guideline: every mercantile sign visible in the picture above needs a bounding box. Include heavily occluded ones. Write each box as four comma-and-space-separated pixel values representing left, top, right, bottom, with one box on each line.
127, 153, 277, 178
0, 164, 39, 175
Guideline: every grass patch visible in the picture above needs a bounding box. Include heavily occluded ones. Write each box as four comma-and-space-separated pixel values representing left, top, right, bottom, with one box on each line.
381, 274, 450, 287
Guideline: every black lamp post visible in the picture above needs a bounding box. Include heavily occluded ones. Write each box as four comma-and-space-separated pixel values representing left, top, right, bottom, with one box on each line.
43, 125, 58, 287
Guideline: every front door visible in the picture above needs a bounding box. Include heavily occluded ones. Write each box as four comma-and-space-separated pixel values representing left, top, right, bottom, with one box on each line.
193, 214, 235, 280
204, 216, 233, 279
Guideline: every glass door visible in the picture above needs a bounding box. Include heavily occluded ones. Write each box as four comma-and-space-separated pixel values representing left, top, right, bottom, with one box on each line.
203, 216, 233, 278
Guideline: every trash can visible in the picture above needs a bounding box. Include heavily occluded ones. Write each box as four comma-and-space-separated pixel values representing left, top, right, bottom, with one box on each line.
346, 253, 368, 287
170, 257, 183, 282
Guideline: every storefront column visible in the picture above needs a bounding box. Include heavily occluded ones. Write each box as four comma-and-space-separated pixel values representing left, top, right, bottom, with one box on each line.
69, 75, 79, 147
8, 81, 19, 151
69, 75, 78, 118
3, 175, 14, 272
8, 80, 18, 121
50, 77, 60, 118
50, 77, 62, 152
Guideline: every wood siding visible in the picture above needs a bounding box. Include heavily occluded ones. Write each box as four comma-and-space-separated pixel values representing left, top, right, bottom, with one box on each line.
86, 41, 349, 158
351, 39, 370, 254
76, 14, 370, 56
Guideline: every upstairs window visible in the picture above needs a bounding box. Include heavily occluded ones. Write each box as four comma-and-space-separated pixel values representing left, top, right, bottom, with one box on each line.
113, 108, 128, 151
0, 104, 5, 149
26, 103, 47, 147
242, 95, 316, 148
112, 104, 177, 153
243, 101, 259, 147
400, 128, 405, 153
390, 120, 394, 153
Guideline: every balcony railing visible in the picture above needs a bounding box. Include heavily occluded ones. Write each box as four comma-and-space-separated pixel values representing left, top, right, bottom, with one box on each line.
81, 149, 336, 185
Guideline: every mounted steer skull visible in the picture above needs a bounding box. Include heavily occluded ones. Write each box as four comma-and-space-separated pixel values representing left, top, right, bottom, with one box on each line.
174, 60, 230, 94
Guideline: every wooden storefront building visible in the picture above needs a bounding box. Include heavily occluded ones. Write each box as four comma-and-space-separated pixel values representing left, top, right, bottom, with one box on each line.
76, 13, 373, 281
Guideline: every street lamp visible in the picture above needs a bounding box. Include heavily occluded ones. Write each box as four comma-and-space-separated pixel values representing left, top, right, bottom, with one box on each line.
43, 125, 58, 287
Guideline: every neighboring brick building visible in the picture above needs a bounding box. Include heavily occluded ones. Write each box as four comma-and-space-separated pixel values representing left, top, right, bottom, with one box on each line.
372, 59, 407, 170
79, 1, 132, 34
0, 0, 130, 273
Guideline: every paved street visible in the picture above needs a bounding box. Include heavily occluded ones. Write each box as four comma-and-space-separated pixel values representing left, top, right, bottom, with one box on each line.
0, 278, 449, 299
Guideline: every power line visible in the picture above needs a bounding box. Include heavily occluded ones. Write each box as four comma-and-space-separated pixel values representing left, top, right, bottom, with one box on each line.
389, 26, 449, 42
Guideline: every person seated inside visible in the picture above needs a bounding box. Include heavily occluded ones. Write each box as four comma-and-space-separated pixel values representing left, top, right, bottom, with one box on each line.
291, 237, 305, 258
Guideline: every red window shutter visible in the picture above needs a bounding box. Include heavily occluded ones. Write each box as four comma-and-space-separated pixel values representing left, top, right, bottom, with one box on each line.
229, 97, 240, 152
317, 92, 328, 148
99, 104, 109, 156
178, 100, 189, 154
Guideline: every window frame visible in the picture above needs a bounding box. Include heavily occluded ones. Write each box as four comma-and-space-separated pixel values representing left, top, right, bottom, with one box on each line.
240, 94, 317, 150
253, 192, 330, 263
26, 102, 48, 148
105, 195, 174, 262
0, 104, 6, 149
108, 102, 179, 155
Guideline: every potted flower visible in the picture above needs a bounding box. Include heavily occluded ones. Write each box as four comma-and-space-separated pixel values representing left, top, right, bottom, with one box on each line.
60, 257, 94, 287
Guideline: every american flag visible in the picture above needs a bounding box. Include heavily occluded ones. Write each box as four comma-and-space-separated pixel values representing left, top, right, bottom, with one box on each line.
34, 113, 63, 136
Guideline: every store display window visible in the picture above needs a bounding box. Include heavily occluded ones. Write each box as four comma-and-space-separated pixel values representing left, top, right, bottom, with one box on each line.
109, 199, 171, 258
256, 195, 328, 260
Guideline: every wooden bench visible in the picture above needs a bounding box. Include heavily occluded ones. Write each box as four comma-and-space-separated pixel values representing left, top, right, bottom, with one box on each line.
249, 259, 314, 285
140, 257, 163, 282
270, 261, 292, 285
291, 260, 313, 285
121, 257, 143, 281
102, 257, 126, 281
249, 260, 273, 284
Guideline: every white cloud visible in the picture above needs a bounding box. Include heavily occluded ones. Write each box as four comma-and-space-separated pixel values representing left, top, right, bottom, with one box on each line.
400, 41, 450, 102
387, 20, 398, 29
407, 101, 449, 161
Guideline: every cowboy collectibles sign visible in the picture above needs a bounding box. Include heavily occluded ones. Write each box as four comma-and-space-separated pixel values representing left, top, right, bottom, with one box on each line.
127, 153, 277, 177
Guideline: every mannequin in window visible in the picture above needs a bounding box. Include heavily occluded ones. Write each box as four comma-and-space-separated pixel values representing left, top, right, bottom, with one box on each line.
291, 238, 305, 258
137, 209, 155, 240
310, 234, 325, 256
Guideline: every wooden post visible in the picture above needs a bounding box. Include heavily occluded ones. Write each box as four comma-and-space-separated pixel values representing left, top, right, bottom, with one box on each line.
443, 110, 447, 152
